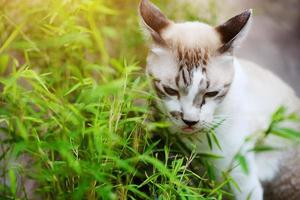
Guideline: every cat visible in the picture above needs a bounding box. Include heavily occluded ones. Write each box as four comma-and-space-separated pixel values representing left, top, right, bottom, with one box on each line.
139, 0, 300, 199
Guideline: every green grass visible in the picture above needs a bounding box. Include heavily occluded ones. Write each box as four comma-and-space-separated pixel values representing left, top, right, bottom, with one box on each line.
1, 0, 299, 199
0, 0, 231, 199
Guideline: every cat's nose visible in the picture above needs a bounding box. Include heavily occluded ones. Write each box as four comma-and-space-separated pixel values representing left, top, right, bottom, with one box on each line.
182, 119, 199, 126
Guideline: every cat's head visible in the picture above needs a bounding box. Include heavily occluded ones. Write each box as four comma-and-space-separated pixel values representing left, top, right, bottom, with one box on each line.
139, 0, 252, 134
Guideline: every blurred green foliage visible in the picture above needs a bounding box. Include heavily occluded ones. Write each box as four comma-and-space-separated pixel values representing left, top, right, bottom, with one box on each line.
0, 0, 232, 199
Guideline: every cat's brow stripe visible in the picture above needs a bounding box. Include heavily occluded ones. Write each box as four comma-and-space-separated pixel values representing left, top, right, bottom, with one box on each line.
206, 80, 210, 89
175, 74, 180, 88
202, 68, 210, 89
181, 69, 187, 84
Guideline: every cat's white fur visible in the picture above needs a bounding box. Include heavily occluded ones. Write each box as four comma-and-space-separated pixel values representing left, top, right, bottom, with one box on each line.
140, 1, 300, 199
161, 22, 221, 49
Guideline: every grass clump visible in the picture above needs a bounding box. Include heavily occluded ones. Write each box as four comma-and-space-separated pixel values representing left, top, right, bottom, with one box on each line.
0, 0, 231, 199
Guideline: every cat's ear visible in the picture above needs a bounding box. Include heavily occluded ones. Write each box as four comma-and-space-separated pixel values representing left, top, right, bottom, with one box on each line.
216, 9, 252, 53
139, 0, 171, 45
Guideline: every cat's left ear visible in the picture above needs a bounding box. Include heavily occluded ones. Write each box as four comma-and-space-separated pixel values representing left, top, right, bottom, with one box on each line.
216, 9, 252, 53
139, 0, 171, 46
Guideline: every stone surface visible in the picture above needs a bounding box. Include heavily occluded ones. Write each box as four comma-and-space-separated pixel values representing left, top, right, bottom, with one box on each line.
263, 148, 300, 200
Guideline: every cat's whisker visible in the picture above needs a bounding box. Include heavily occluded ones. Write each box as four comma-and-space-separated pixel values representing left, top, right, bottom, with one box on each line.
214, 115, 233, 120
201, 122, 215, 131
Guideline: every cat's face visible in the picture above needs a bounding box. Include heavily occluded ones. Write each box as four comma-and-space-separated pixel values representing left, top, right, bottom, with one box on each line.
147, 46, 234, 133
139, 0, 252, 134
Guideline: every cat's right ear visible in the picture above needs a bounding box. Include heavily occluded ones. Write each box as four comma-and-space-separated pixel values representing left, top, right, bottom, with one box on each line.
139, 0, 171, 45
216, 9, 252, 53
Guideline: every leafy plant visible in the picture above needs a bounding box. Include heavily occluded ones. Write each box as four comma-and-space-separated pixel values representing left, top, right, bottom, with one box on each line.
0, 0, 231, 199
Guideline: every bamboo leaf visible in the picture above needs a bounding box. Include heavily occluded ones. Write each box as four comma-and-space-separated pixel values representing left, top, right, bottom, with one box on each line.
206, 132, 213, 150
271, 127, 300, 140
235, 154, 249, 174
211, 130, 222, 151
198, 152, 223, 159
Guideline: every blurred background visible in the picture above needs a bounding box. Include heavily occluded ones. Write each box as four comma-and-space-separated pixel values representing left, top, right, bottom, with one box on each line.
231, 0, 300, 94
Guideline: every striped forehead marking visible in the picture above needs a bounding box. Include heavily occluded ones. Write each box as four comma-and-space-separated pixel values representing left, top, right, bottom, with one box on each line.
176, 46, 210, 71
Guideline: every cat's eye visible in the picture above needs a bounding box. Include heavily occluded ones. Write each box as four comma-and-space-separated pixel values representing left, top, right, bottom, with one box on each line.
205, 91, 219, 98
163, 86, 179, 97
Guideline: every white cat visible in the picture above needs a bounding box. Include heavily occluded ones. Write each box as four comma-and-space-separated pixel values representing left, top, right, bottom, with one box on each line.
139, 0, 300, 199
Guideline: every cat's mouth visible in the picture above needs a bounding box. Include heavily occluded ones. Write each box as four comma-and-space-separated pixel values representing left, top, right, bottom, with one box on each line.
181, 126, 198, 134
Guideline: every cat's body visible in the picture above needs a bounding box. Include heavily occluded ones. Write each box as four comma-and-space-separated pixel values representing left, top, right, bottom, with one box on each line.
181, 58, 300, 199
139, 0, 300, 199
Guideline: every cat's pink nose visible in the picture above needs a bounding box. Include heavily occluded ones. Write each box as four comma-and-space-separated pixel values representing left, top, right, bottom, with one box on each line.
182, 119, 199, 126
